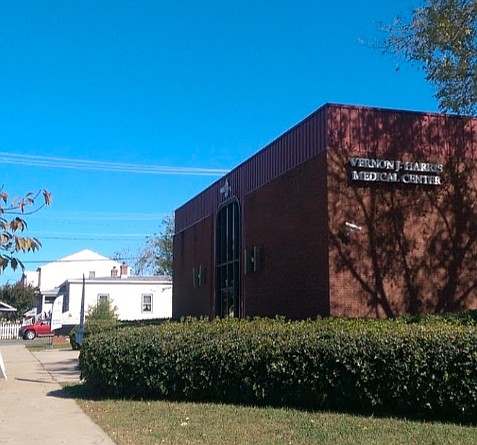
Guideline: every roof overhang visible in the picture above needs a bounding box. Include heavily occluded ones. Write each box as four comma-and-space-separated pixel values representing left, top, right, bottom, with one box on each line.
0, 300, 17, 312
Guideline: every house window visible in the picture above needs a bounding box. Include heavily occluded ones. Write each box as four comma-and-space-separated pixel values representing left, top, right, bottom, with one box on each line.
62, 294, 69, 312
59, 284, 69, 312
142, 294, 153, 312
97, 294, 109, 304
44, 296, 56, 304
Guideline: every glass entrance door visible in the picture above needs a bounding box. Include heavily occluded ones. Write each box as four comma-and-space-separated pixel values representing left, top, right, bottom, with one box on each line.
216, 201, 240, 318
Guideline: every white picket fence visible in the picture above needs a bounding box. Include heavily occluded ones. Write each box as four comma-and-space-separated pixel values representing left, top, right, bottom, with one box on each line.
0, 322, 21, 340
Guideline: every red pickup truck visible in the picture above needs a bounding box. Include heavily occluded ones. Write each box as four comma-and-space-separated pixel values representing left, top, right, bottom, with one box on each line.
19, 320, 52, 340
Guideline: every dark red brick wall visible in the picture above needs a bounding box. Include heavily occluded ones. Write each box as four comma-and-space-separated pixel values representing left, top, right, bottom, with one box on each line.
174, 149, 477, 319
174, 105, 477, 320
172, 215, 214, 318
243, 153, 330, 318
327, 148, 477, 317
173, 154, 330, 320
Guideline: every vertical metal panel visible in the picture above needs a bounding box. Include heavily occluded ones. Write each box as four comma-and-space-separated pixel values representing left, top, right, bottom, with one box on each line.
429, 114, 440, 157
361, 108, 370, 151
309, 114, 316, 156
421, 115, 430, 157
449, 115, 464, 157
352, 109, 366, 153
388, 112, 397, 155
463, 118, 473, 158
262, 144, 268, 184
288, 132, 294, 168
414, 114, 423, 158
284, 132, 290, 169
303, 118, 309, 158
376, 110, 385, 153
448, 116, 457, 156
326, 105, 337, 149
251, 156, 256, 191
471, 119, 477, 159
441, 116, 447, 157
256, 152, 260, 186
431, 115, 441, 156
436, 114, 444, 156
340, 106, 350, 151
399, 112, 412, 155
368, 108, 377, 152
175, 103, 477, 233
438, 115, 447, 157
299, 128, 304, 164
290, 131, 296, 168
348, 107, 360, 152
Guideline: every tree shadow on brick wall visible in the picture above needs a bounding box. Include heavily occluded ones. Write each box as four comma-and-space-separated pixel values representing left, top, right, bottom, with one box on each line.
327, 112, 477, 316
423, 157, 477, 312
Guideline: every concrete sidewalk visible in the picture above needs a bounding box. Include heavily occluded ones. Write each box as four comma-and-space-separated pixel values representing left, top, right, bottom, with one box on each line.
0, 343, 116, 445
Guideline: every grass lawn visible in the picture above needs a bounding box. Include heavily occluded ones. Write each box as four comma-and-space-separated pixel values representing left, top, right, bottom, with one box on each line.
64, 386, 477, 445
25, 340, 72, 352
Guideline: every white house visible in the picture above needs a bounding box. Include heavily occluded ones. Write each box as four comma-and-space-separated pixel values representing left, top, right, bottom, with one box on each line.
22, 249, 172, 327
58, 275, 172, 325
23, 249, 124, 316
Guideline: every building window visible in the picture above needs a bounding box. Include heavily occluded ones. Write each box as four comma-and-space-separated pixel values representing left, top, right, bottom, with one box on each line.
62, 294, 69, 312
44, 296, 56, 305
216, 200, 240, 318
97, 294, 109, 304
142, 294, 153, 312
59, 284, 69, 312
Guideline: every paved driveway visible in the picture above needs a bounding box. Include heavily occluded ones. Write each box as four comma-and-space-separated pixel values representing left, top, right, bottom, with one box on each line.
0, 343, 115, 445
32, 348, 81, 383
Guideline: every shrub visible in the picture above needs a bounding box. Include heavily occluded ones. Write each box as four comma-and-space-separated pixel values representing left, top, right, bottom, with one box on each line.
87, 300, 119, 321
70, 300, 119, 349
70, 319, 120, 350
79, 316, 477, 423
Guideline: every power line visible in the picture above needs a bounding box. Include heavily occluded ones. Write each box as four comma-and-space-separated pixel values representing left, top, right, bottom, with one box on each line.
35, 237, 146, 241
0, 152, 230, 176
29, 212, 169, 222
19, 257, 140, 264
30, 231, 149, 237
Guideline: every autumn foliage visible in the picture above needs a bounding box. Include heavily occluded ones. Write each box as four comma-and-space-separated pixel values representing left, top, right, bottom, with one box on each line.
0, 188, 51, 273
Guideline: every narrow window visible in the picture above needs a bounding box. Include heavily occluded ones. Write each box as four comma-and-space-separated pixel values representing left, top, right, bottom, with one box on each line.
97, 294, 109, 304
216, 200, 240, 318
62, 294, 69, 312
142, 294, 153, 312
44, 296, 56, 305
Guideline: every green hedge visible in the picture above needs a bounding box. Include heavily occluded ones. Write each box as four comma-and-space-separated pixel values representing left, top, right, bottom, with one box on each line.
69, 319, 119, 350
79, 317, 477, 422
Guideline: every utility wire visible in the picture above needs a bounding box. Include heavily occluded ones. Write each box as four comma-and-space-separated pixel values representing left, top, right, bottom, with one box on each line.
28, 212, 169, 221
30, 231, 149, 237
0, 152, 230, 176
19, 257, 140, 264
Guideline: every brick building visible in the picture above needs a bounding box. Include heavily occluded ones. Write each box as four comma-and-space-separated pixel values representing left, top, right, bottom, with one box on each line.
173, 103, 477, 319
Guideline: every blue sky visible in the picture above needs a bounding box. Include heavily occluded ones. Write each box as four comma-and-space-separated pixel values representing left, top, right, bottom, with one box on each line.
0, 0, 438, 283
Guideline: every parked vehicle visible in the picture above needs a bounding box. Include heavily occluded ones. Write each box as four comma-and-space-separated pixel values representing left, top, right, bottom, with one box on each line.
19, 319, 52, 340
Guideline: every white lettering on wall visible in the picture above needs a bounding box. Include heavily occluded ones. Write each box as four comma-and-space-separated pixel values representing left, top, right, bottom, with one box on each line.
349, 157, 443, 186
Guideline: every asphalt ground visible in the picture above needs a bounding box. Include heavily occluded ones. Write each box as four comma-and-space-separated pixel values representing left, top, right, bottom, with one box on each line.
0, 341, 116, 445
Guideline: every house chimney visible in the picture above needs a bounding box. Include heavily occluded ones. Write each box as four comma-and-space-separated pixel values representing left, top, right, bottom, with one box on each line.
120, 262, 128, 278
111, 266, 118, 277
